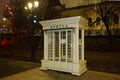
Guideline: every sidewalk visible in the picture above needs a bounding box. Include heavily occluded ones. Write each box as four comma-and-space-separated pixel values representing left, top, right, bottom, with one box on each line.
0, 58, 120, 80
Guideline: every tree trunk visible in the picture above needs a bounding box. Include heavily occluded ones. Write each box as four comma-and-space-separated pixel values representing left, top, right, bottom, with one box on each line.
102, 17, 113, 43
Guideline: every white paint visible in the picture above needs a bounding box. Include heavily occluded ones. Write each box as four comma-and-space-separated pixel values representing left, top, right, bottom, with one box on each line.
40, 16, 87, 76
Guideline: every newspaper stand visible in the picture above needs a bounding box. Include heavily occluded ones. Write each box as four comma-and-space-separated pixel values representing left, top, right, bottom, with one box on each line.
40, 16, 87, 75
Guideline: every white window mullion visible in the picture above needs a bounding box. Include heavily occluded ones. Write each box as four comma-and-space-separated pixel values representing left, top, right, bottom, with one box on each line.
53, 31, 55, 61
66, 30, 68, 62
44, 31, 48, 60
71, 30, 73, 61
66, 30, 68, 71
61, 31, 63, 60
81, 29, 84, 60
59, 31, 61, 62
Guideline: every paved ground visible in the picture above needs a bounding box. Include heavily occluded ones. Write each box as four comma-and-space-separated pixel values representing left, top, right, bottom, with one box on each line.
0, 58, 120, 80
0, 58, 40, 78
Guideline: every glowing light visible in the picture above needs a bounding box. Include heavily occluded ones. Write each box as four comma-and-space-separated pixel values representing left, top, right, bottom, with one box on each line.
24, 6, 28, 10
3, 18, 6, 21
34, 1, 39, 7
28, 2, 33, 9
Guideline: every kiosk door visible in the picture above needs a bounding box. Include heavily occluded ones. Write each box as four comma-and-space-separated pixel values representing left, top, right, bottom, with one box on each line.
47, 29, 73, 71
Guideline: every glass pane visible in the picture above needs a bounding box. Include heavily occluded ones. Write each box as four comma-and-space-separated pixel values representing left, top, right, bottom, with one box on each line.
79, 44, 81, 59
67, 30, 73, 62
54, 31, 59, 61
61, 43, 66, 61
79, 30, 81, 38
48, 31, 53, 60
47, 29, 73, 62
61, 31, 66, 61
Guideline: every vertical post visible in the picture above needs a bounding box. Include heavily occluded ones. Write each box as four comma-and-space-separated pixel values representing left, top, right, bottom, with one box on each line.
76, 26, 79, 63
71, 30, 73, 62
44, 31, 48, 60
81, 29, 84, 60
72, 29, 75, 63
66, 30, 68, 62
73, 25, 79, 63
53, 31, 55, 61
66, 30, 68, 71
59, 31, 61, 62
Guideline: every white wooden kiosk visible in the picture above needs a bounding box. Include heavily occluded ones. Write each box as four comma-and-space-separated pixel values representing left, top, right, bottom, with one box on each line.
40, 16, 87, 75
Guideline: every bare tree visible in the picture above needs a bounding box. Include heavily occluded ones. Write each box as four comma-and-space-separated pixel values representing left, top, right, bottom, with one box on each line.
90, 0, 120, 36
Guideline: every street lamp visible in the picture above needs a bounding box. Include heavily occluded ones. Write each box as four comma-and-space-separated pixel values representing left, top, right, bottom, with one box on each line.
3, 17, 7, 28
28, 2, 33, 10
27, 1, 39, 60
27, 1, 39, 25
27, 1, 39, 11
3, 18, 6, 21
34, 1, 39, 7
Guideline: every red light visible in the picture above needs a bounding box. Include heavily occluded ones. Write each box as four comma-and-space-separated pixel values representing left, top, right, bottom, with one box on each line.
1, 39, 7, 45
